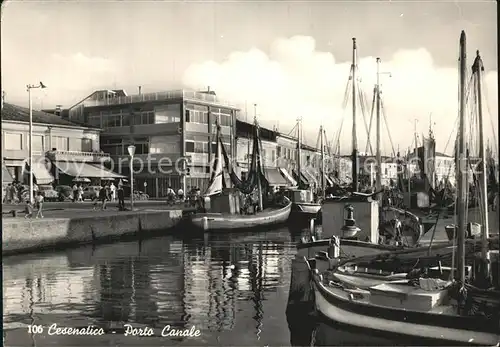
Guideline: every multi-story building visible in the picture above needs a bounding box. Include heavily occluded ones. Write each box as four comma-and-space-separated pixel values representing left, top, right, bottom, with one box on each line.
235, 120, 291, 187
59, 89, 239, 197
1, 102, 110, 187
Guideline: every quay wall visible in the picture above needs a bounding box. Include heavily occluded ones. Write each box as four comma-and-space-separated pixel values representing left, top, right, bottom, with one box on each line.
2, 210, 183, 255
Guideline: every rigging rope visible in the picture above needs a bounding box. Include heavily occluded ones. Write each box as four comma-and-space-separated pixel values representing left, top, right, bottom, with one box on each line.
380, 98, 396, 157
365, 86, 376, 155
357, 82, 374, 155
333, 71, 352, 154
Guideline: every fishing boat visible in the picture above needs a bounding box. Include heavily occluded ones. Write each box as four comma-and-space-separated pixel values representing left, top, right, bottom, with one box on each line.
186, 117, 292, 232
297, 39, 424, 260
308, 31, 500, 346
285, 118, 322, 223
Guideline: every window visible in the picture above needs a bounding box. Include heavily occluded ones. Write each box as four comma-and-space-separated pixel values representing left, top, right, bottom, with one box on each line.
87, 115, 101, 127
185, 109, 208, 124
54, 136, 69, 151
103, 114, 121, 128
149, 136, 180, 154
82, 138, 93, 152
32, 135, 44, 151
155, 104, 181, 124
4, 133, 22, 150
185, 141, 195, 153
69, 138, 81, 151
185, 141, 208, 153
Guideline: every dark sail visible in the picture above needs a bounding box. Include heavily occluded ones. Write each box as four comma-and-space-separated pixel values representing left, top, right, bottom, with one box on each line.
214, 122, 269, 195
417, 135, 436, 191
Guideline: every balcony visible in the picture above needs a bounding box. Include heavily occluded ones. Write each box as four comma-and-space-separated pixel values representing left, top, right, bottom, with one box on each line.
46, 150, 111, 163
83, 90, 238, 109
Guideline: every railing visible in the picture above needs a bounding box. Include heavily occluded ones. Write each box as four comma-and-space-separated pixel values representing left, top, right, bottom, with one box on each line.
46, 150, 111, 162
83, 90, 238, 108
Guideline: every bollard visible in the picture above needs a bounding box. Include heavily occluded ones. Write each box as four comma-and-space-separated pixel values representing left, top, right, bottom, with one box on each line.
309, 218, 315, 240
328, 235, 340, 259
202, 216, 209, 231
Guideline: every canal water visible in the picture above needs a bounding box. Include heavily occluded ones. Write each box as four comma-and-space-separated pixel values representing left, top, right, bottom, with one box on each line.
3, 227, 308, 347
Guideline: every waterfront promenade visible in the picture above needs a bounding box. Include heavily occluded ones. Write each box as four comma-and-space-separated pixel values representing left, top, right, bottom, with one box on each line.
2, 200, 191, 256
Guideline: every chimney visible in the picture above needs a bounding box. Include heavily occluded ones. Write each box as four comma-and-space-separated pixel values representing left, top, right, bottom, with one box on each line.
138, 86, 142, 95
207, 86, 210, 93
55, 105, 62, 116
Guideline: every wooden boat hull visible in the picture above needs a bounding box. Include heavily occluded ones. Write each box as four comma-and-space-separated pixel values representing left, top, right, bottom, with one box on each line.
296, 238, 403, 260
311, 267, 500, 346
187, 200, 292, 232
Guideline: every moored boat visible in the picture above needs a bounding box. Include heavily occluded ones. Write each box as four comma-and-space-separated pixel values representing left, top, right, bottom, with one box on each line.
307, 31, 500, 346
185, 115, 292, 232
188, 197, 291, 232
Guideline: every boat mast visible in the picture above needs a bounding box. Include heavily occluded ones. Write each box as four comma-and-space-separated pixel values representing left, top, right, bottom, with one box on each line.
351, 38, 359, 192
255, 115, 263, 211
375, 58, 382, 198
320, 125, 325, 197
456, 30, 467, 284
472, 50, 490, 274
297, 118, 302, 188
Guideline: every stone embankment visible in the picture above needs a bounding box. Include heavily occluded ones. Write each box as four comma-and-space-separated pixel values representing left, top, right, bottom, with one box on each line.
2, 209, 183, 255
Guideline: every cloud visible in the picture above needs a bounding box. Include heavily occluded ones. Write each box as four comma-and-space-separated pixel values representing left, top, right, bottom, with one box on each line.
51, 52, 116, 73
182, 35, 498, 154
43, 52, 119, 105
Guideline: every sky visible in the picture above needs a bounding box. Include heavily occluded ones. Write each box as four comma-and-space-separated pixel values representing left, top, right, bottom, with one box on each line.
1, 0, 497, 155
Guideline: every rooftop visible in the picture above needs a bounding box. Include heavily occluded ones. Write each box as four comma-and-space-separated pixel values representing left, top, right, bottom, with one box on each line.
77, 89, 240, 109
1, 103, 99, 129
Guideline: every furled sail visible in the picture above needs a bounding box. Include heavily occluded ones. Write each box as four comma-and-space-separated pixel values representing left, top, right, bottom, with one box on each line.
204, 132, 225, 196
204, 120, 269, 196
417, 135, 437, 191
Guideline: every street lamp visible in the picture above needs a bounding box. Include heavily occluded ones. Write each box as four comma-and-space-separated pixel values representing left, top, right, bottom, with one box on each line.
127, 145, 136, 211
27, 81, 47, 203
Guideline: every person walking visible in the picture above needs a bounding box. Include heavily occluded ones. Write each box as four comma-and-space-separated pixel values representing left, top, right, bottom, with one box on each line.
24, 199, 34, 219
98, 184, 107, 210
34, 191, 44, 218
110, 182, 116, 202
72, 183, 78, 202
177, 187, 184, 202
117, 185, 125, 211
77, 184, 83, 202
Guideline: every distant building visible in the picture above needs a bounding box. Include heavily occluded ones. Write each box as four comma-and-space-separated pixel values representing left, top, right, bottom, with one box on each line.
1, 103, 112, 187
57, 88, 239, 197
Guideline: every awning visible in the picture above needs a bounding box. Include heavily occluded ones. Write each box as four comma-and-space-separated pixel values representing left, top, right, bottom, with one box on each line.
54, 162, 125, 179
22, 161, 54, 185
264, 168, 288, 186
2, 164, 13, 184
279, 168, 297, 186
325, 175, 334, 186
303, 169, 318, 186
292, 170, 309, 186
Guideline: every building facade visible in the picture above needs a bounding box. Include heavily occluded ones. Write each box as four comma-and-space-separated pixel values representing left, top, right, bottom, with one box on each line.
61, 89, 239, 197
1, 103, 108, 187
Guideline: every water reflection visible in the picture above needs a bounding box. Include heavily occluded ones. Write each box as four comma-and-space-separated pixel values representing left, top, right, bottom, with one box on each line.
3, 229, 295, 346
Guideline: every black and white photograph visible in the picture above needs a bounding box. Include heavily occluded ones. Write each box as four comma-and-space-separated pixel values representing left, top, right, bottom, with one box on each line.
1, 0, 499, 346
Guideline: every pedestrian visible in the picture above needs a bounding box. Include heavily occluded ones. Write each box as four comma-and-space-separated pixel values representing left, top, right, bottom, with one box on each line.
110, 182, 116, 202
77, 184, 83, 202
98, 184, 107, 210
177, 187, 184, 202
166, 186, 175, 205
35, 191, 44, 218
4, 183, 12, 203
72, 183, 78, 202
24, 199, 34, 219
117, 185, 125, 211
